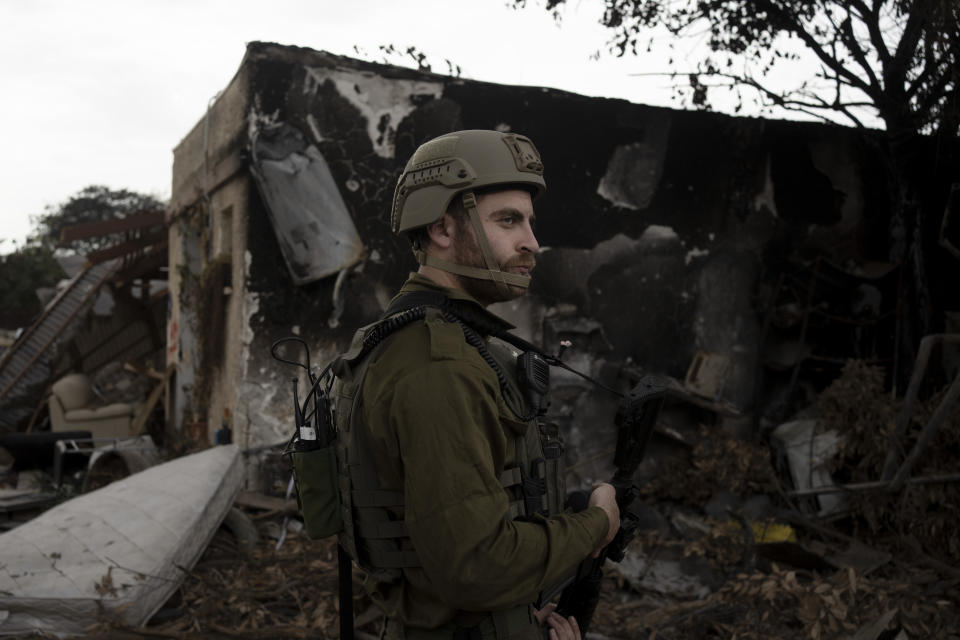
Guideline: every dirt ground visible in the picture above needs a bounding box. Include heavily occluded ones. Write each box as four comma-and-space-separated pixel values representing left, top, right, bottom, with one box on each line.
78, 505, 959, 640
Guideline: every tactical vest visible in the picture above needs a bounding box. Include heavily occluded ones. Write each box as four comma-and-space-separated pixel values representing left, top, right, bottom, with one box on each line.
331, 307, 567, 586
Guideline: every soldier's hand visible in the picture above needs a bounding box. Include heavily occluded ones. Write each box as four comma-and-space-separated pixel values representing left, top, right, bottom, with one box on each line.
534, 604, 582, 640
588, 482, 619, 558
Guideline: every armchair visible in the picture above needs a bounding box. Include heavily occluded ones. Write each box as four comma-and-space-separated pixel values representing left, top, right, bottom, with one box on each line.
48, 373, 138, 439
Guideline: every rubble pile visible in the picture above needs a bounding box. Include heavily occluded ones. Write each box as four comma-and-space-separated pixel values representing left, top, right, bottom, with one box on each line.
592, 558, 958, 639
640, 425, 778, 505
75, 488, 958, 640
818, 360, 899, 474
23, 358, 958, 640
583, 359, 960, 639
820, 360, 960, 564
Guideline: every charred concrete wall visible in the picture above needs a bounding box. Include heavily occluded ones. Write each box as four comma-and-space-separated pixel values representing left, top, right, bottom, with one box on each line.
169, 59, 253, 445
170, 42, 959, 488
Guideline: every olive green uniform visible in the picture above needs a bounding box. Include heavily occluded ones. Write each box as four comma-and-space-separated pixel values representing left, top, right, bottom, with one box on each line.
358, 273, 609, 635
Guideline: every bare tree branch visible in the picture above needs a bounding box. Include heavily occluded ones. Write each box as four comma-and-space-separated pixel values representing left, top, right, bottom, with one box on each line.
755, 0, 875, 96
524, 0, 957, 135
632, 68, 870, 127
891, 0, 928, 81
839, 10, 882, 92
848, 0, 893, 66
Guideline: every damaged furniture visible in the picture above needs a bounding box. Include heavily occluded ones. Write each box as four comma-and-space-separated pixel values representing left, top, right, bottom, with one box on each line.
48, 373, 138, 438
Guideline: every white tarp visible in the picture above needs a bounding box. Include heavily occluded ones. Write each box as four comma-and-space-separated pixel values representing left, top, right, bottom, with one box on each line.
0, 444, 243, 637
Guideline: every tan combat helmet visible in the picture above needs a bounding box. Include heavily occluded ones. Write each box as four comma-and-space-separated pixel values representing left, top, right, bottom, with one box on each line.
391, 129, 546, 295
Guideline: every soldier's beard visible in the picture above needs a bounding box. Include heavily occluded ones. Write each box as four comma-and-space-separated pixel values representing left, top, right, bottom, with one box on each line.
452, 221, 535, 306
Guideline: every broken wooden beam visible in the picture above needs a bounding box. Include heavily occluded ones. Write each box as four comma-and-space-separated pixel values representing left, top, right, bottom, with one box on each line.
59, 210, 165, 244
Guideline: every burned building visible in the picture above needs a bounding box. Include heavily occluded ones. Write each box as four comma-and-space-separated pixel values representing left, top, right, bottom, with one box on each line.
168, 42, 959, 487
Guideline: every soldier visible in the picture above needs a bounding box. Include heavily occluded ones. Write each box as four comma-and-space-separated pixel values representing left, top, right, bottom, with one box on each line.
336, 130, 620, 640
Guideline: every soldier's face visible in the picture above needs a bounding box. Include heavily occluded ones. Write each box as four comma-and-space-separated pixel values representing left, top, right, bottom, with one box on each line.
452, 189, 539, 305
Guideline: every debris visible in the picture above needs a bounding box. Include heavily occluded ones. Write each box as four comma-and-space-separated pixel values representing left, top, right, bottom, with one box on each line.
614, 548, 715, 599
743, 520, 796, 544
754, 540, 835, 572
770, 419, 845, 515
827, 542, 892, 575
234, 490, 298, 517
684, 351, 730, 401
221, 507, 260, 556
0, 430, 92, 485
819, 359, 960, 564
882, 334, 960, 491
0, 260, 122, 432
851, 608, 899, 640
0, 445, 242, 637
249, 122, 365, 286
0, 488, 59, 531
80, 435, 160, 492
137, 529, 354, 640
640, 425, 776, 505
9, 360, 950, 640
621, 363, 743, 418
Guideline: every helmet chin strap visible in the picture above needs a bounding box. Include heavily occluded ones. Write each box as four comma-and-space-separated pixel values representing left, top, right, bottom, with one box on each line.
415, 191, 531, 296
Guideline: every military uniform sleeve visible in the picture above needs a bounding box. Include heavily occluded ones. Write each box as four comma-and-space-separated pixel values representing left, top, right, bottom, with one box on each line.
389, 356, 609, 610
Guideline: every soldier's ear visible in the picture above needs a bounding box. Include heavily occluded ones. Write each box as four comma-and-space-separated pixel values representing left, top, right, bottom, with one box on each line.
426, 214, 454, 249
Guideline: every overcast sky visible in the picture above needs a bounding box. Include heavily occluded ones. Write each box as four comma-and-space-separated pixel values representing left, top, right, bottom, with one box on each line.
1, 0, 831, 252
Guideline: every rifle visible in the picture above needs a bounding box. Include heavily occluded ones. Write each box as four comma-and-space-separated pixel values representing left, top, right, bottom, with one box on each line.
555, 373, 668, 633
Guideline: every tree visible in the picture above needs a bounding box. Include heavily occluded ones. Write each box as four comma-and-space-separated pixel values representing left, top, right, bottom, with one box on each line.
516, 0, 959, 138
0, 243, 65, 329
32, 185, 166, 254
517, 0, 958, 386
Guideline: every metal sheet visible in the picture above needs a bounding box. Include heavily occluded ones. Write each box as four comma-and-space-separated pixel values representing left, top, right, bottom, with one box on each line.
250, 123, 364, 285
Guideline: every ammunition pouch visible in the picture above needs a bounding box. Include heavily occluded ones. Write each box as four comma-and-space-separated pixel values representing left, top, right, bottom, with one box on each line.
291, 446, 341, 539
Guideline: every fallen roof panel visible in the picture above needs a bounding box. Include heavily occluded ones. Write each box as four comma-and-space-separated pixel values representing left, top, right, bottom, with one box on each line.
0, 444, 242, 637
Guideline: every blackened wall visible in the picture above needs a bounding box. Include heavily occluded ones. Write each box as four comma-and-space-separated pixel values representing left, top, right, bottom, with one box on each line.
218, 42, 957, 464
